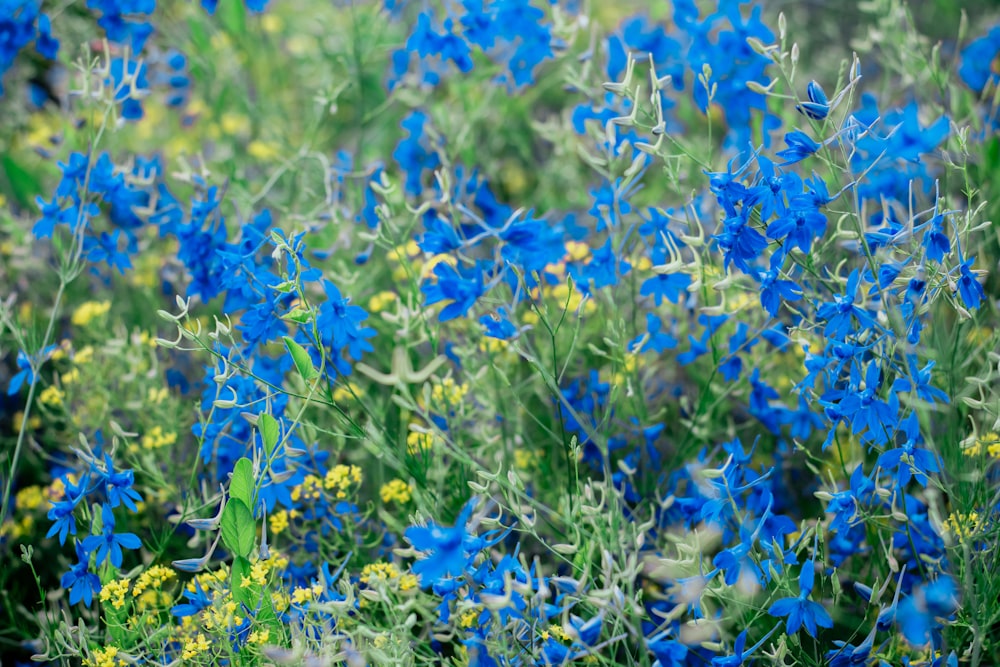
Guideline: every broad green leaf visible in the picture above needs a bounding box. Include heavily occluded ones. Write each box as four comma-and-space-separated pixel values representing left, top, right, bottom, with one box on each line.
217, 0, 246, 36
1, 155, 42, 208
230, 458, 254, 509
258, 414, 279, 458
283, 336, 319, 381
281, 307, 315, 324
220, 499, 255, 559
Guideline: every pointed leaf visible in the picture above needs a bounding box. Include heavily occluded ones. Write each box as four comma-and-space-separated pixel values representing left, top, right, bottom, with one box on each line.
283, 336, 319, 381
258, 414, 280, 458
221, 498, 255, 559
230, 458, 254, 510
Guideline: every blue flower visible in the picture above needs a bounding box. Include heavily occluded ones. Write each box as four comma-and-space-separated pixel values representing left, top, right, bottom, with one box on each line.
897, 577, 958, 646
776, 130, 821, 164
797, 80, 830, 120
101, 455, 144, 511
957, 258, 986, 310
422, 261, 486, 321
81, 503, 142, 569
767, 557, 833, 637
60, 543, 100, 607
404, 500, 477, 586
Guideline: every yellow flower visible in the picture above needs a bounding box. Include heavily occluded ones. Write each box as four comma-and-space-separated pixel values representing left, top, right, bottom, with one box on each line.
479, 337, 510, 354
244, 560, 270, 588
431, 377, 468, 405
368, 291, 398, 313
269, 509, 290, 535
564, 241, 591, 262
323, 464, 362, 499
459, 607, 480, 629
549, 282, 595, 315
71, 301, 111, 327
291, 474, 323, 502
399, 573, 419, 592
182, 633, 212, 660
360, 561, 401, 585
249, 628, 271, 645
406, 430, 435, 455
388, 241, 421, 263
513, 449, 542, 471
548, 624, 572, 642
248, 140, 281, 160
332, 382, 361, 403
100, 578, 131, 610
39, 385, 64, 407
261, 13, 283, 32
74, 346, 95, 365
147, 387, 169, 404
220, 112, 251, 137
84, 646, 125, 667
291, 584, 323, 605
964, 432, 1000, 458
15, 485, 45, 512
380, 479, 412, 504
133, 565, 175, 598
141, 426, 177, 451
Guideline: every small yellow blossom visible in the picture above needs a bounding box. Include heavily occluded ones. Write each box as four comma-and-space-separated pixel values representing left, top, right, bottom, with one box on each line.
15, 485, 45, 511
513, 448, 542, 471
133, 565, 175, 598
368, 290, 398, 313
564, 241, 591, 262
147, 387, 169, 404
248, 140, 281, 160
141, 426, 178, 451
432, 377, 468, 405
291, 474, 323, 502
220, 112, 251, 137
323, 464, 362, 499
459, 608, 480, 629
406, 430, 435, 455
39, 385, 64, 407
964, 432, 1000, 458
549, 282, 595, 315
71, 301, 111, 327
249, 628, 271, 645
269, 509, 291, 535
182, 633, 212, 660
399, 573, 419, 591
332, 382, 361, 403
74, 346, 95, 365
244, 560, 270, 588
12, 411, 42, 432
61, 368, 80, 385
100, 578, 131, 610
291, 584, 324, 605
84, 646, 125, 667
380, 479, 412, 504
361, 561, 401, 585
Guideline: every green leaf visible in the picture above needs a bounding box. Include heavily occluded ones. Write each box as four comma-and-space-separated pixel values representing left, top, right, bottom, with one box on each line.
258, 414, 280, 458
220, 499, 255, 559
230, 555, 253, 607
283, 336, 319, 381
230, 458, 254, 509
281, 307, 315, 324
1, 155, 42, 208
217, 0, 246, 36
